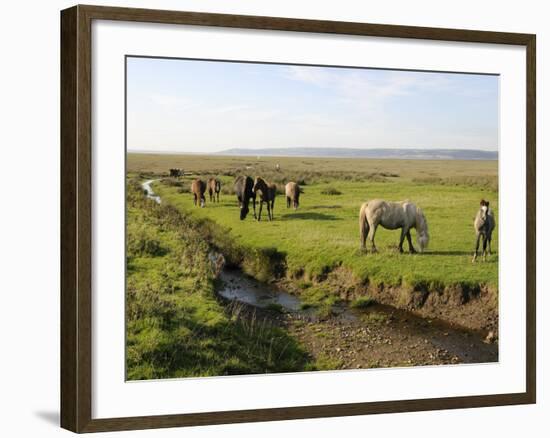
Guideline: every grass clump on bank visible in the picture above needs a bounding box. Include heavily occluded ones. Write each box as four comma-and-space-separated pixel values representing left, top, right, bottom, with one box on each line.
126, 179, 310, 379
351, 296, 375, 309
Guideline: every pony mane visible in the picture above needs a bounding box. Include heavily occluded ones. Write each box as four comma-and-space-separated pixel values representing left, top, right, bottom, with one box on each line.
415, 207, 429, 251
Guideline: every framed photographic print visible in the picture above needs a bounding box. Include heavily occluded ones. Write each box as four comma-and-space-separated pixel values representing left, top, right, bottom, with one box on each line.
60, 4, 536, 433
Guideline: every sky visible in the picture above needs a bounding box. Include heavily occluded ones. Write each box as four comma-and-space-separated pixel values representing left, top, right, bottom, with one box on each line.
126, 57, 499, 153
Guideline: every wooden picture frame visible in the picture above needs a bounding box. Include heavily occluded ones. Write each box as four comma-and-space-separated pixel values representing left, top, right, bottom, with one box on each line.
61, 4, 536, 433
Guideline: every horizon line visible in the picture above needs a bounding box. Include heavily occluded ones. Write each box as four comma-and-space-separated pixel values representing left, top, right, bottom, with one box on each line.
128, 146, 499, 154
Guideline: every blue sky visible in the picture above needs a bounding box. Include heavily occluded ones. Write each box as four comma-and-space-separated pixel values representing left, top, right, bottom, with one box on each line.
127, 57, 498, 153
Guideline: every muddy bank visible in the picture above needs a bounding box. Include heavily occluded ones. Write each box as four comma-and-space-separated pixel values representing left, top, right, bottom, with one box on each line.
301, 266, 499, 335
218, 269, 498, 369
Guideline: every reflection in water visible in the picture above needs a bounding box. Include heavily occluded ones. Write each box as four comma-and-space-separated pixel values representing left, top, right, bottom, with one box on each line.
219, 270, 302, 311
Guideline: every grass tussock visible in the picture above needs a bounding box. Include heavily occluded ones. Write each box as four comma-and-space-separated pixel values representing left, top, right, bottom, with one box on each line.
351, 296, 375, 309
320, 187, 342, 196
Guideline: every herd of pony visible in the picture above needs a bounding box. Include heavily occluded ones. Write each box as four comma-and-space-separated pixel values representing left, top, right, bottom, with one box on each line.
185, 173, 495, 262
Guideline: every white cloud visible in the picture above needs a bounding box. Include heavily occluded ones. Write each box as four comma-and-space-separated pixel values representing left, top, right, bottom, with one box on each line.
283, 66, 458, 111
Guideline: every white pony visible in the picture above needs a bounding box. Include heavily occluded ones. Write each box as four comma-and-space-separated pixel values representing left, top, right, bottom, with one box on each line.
359, 199, 429, 253
472, 199, 496, 262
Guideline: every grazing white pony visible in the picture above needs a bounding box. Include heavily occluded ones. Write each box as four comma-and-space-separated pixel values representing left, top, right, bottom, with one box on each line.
359, 199, 429, 253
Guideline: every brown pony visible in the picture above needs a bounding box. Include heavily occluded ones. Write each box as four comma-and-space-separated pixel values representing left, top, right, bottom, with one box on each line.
285, 182, 300, 209
208, 178, 221, 203
252, 177, 276, 221
190, 178, 206, 207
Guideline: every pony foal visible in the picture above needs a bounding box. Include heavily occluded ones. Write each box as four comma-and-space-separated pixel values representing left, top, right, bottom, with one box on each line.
472, 199, 495, 262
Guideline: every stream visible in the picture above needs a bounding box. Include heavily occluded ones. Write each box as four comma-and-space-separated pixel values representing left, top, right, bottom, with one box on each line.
142, 179, 161, 204
218, 269, 497, 366
142, 179, 498, 368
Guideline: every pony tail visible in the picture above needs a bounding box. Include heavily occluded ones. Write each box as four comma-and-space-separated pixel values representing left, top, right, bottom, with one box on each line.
359, 202, 369, 249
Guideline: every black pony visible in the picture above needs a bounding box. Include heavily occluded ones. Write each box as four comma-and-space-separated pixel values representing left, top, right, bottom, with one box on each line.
234, 176, 257, 220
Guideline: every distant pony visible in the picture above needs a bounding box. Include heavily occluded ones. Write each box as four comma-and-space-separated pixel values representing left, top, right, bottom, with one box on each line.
234, 176, 256, 220
252, 177, 277, 221
208, 178, 221, 203
285, 182, 300, 209
190, 178, 206, 208
359, 200, 429, 253
169, 168, 182, 177
472, 199, 496, 262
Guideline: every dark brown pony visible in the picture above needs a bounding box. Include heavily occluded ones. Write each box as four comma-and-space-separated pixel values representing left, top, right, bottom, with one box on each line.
190, 178, 206, 207
252, 177, 276, 221
285, 181, 300, 209
208, 178, 221, 203
169, 168, 182, 177
234, 176, 256, 220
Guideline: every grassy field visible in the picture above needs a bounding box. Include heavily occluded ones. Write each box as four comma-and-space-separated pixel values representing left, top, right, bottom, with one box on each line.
128, 153, 498, 293
126, 180, 310, 379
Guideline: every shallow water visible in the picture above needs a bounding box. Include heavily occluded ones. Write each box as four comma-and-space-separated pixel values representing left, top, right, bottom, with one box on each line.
217, 268, 498, 364
142, 179, 161, 204
219, 270, 302, 311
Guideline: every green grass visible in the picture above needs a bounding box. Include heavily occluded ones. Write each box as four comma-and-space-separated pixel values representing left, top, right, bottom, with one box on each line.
360, 312, 389, 325
140, 154, 498, 291
126, 179, 310, 379
307, 353, 344, 371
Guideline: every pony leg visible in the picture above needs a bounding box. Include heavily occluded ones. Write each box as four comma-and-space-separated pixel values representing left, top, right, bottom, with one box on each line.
271, 199, 275, 220
472, 233, 481, 262
257, 201, 263, 221
398, 228, 407, 253
286, 196, 290, 208
193, 193, 197, 206
482, 236, 488, 261
368, 223, 379, 253
267, 202, 272, 221
252, 198, 257, 219
359, 212, 369, 250
406, 230, 417, 253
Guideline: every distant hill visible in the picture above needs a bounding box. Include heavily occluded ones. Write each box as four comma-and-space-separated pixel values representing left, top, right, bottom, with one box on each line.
216, 147, 498, 160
